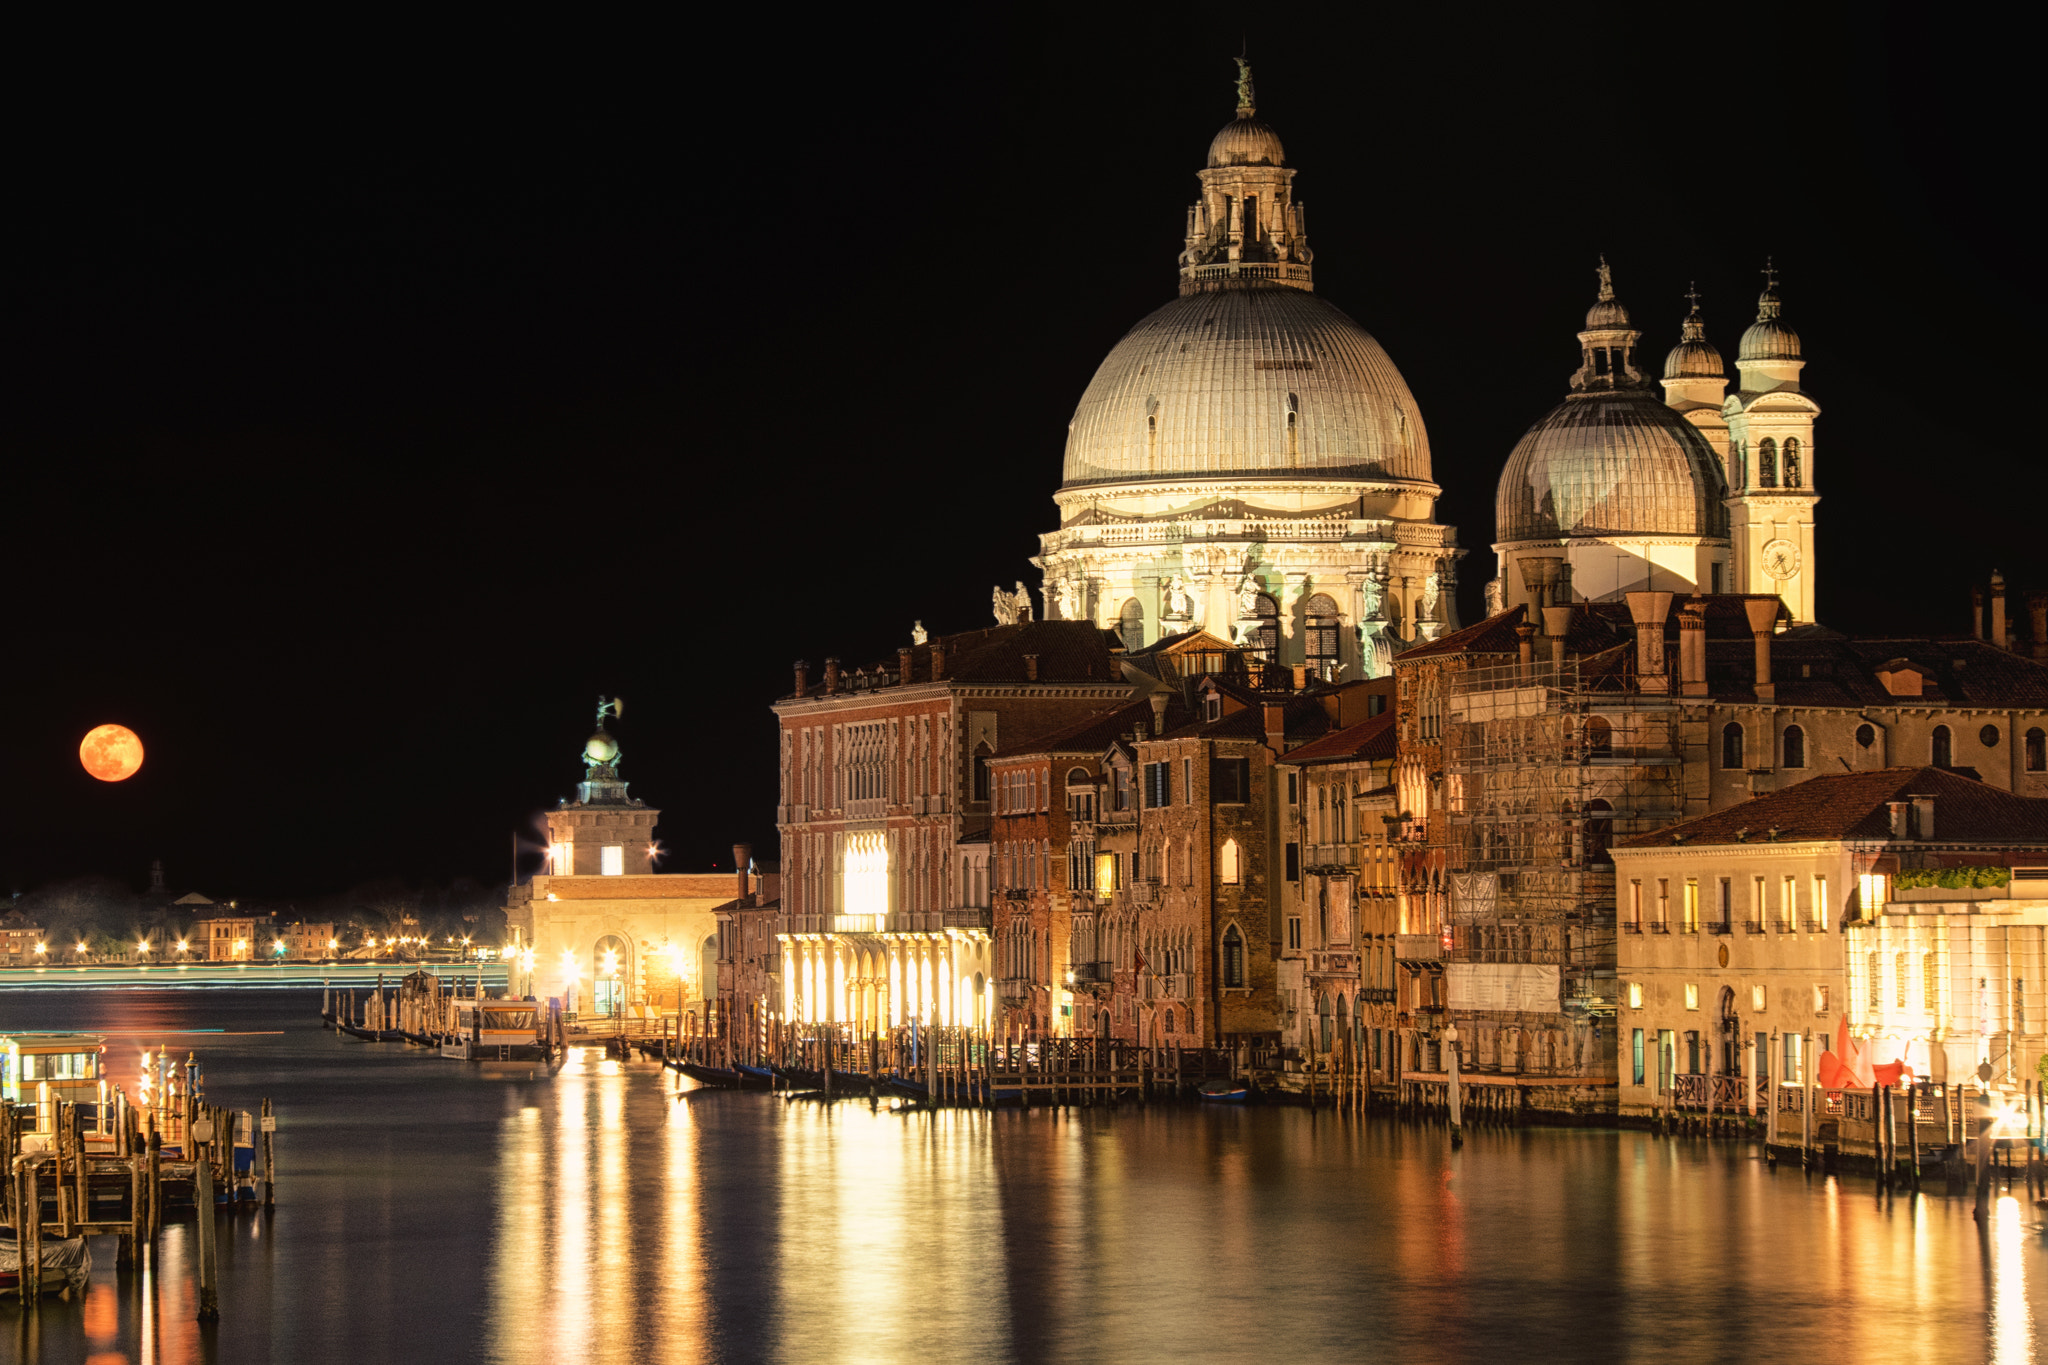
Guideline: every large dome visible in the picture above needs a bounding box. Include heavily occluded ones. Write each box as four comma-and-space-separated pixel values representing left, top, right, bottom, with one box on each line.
1495, 390, 1728, 543
1060, 287, 1432, 489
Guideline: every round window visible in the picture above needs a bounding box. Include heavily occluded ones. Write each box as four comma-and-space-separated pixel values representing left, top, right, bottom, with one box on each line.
1981, 725, 2002, 747
1855, 724, 1875, 749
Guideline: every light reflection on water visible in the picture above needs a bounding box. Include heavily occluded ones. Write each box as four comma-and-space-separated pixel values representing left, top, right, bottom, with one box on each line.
0, 990, 2041, 1363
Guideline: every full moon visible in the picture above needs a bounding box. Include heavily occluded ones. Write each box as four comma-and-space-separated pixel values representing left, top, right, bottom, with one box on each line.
80, 724, 145, 782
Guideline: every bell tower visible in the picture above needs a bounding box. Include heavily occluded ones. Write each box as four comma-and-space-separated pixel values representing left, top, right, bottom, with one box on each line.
1723, 263, 1821, 622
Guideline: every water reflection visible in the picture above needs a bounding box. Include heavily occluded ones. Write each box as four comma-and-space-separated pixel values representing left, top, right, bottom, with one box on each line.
0, 991, 2041, 1363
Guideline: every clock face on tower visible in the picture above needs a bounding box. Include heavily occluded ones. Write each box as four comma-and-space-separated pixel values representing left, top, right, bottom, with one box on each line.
1762, 539, 1801, 582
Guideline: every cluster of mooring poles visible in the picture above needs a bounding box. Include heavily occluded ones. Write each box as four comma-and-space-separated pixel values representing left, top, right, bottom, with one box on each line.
3, 1065, 273, 1319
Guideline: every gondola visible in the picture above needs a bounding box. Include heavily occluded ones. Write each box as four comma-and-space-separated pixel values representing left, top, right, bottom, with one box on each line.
672, 1060, 751, 1089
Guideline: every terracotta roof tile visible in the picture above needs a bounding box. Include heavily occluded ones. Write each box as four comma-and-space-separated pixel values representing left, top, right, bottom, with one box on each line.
1279, 712, 1396, 765
1616, 766, 2048, 847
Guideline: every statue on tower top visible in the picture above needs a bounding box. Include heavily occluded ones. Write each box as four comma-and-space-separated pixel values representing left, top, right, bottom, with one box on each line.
595, 695, 622, 728
1234, 56, 1255, 114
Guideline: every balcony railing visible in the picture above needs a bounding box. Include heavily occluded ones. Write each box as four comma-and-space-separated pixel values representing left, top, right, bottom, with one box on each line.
1621, 922, 1643, 934
1742, 920, 1765, 934
1803, 918, 1829, 932
943, 907, 993, 930
1650, 922, 1670, 934
1707, 921, 1733, 936
996, 978, 1033, 1001
1394, 933, 1442, 962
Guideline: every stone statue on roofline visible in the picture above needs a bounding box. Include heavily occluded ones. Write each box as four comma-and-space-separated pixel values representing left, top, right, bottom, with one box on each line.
1164, 575, 1192, 618
1012, 582, 1034, 622
1055, 576, 1080, 621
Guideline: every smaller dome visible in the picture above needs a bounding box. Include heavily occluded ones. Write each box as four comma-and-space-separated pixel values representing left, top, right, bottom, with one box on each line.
1585, 296, 1631, 329
1739, 276, 1801, 361
584, 731, 619, 765
1739, 316, 1802, 361
1207, 115, 1285, 167
1664, 337, 1724, 380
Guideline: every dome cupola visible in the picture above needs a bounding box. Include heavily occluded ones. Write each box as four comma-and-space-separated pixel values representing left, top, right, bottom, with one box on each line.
1739, 260, 1802, 362
1663, 284, 1724, 380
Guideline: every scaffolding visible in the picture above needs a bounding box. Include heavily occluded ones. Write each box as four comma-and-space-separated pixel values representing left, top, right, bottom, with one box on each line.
1434, 656, 1698, 1018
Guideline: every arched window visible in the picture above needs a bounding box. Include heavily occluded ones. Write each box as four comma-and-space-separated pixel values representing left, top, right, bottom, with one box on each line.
1584, 798, 1613, 865
1722, 722, 1745, 770
1304, 592, 1342, 681
1219, 838, 1241, 885
2028, 728, 2047, 772
1222, 925, 1244, 988
1932, 725, 1953, 768
1855, 723, 1876, 750
1782, 724, 1806, 769
1163, 1008, 1175, 1036
1066, 767, 1094, 823
1782, 437, 1802, 488
1117, 599, 1144, 652
1758, 437, 1778, 488
1585, 716, 1613, 759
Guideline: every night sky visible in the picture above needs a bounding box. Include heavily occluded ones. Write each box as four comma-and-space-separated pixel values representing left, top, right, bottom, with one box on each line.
0, 10, 2024, 902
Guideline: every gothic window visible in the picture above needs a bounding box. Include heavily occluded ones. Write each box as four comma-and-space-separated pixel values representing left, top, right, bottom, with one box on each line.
1722, 722, 1745, 770
1219, 838, 1241, 885
1585, 716, 1613, 759
1782, 437, 1802, 488
1758, 438, 1778, 488
1164, 1009, 1176, 1035
2028, 728, 2047, 772
1222, 925, 1245, 988
1783, 724, 1806, 769
1304, 592, 1342, 680
1118, 598, 1144, 652
1932, 725, 1953, 768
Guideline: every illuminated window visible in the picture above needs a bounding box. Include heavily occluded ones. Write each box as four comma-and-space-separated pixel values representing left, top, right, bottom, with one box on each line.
1627, 981, 1643, 1009
1813, 984, 1829, 1013
843, 832, 889, 920
1924, 952, 1939, 1014
601, 845, 624, 876
1751, 985, 1766, 1012
551, 843, 573, 875
1682, 880, 1699, 933
1628, 880, 1642, 930
1684, 983, 1699, 1011
1812, 875, 1828, 929
1219, 839, 1241, 885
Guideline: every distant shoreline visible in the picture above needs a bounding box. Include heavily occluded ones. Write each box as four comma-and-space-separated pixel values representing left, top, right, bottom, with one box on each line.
0, 962, 512, 990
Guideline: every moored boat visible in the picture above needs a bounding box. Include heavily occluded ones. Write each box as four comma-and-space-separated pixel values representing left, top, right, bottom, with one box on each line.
0, 1233, 91, 1295
1198, 1078, 1250, 1104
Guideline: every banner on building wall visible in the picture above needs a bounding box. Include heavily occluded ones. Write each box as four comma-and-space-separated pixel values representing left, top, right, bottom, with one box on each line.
1329, 878, 1353, 945
1451, 873, 1497, 922
1446, 963, 1560, 1014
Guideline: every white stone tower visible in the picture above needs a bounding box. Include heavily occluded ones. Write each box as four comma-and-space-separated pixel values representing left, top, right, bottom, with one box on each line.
1723, 263, 1820, 622
1033, 63, 1461, 678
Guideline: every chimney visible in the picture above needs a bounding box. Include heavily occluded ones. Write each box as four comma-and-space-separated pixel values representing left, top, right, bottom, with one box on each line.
2031, 591, 2048, 662
1023, 653, 1040, 681
1518, 556, 1563, 610
1263, 700, 1287, 753
824, 657, 842, 695
1677, 600, 1708, 696
1972, 586, 1985, 639
931, 636, 947, 680
1626, 591, 1676, 694
732, 843, 752, 901
1910, 795, 1935, 840
1886, 802, 1909, 838
1148, 691, 1169, 735
1516, 622, 1537, 677
897, 646, 913, 684
1541, 605, 1572, 672
794, 659, 810, 696
1991, 571, 2009, 650
1741, 598, 1778, 700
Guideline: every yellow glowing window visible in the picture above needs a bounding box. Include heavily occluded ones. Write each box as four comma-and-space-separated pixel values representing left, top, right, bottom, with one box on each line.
1095, 853, 1119, 891
1627, 982, 1643, 1010
1751, 985, 1766, 1012
601, 845, 624, 876
1684, 983, 1699, 1011
1682, 881, 1699, 932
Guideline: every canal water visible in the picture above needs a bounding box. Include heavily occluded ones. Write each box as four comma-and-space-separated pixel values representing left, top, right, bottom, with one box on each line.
0, 989, 2041, 1364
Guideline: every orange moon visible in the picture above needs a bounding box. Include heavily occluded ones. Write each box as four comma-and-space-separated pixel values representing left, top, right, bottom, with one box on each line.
80, 724, 145, 782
